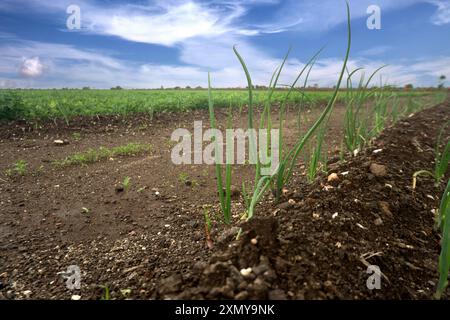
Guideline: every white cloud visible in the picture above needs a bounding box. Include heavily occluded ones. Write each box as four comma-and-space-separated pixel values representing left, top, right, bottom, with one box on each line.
2, 39, 123, 70
0, 1, 449, 89
1, 0, 448, 40
0, 0, 250, 46
0, 38, 447, 89
429, 0, 450, 25
85, 1, 239, 46
20, 57, 45, 77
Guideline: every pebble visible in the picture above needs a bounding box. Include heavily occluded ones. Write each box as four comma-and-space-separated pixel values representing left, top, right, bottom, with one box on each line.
53, 139, 67, 145
23, 290, 32, 298
240, 268, 253, 278
370, 163, 387, 177
327, 173, 339, 182
374, 217, 383, 226
378, 201, 393, 217
71, 295, 81, 300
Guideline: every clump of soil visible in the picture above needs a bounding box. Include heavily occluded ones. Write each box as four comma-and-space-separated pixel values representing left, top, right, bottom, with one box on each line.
168, 101, 450, 299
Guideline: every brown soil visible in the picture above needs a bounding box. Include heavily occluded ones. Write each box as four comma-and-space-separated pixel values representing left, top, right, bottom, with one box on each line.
0, 99, 448, 300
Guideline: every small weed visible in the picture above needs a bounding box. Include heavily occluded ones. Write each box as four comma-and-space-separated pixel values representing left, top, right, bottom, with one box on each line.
413, 121, 450, 189
165, 139, 178, 150
101, 286, 110, 300
120, 288, 131, 298
72, 132, 81, 141
178, 172, 189, 183
123, 176, 131, 191
178, 172, 198, 186
7, 160, 28, 176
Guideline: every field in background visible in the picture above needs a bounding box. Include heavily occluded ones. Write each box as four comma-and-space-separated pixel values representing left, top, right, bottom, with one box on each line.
0, 88, 434, 122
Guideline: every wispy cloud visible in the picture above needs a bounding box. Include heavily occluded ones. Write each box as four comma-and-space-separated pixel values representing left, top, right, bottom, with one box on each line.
429, 0, 450, 25
0, 37, 447, 89
85, 1, 244, 46
1, 39, 123, 69
357, 46, 392, 57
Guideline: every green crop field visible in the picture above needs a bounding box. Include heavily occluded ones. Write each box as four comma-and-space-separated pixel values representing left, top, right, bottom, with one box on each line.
0, 88, 432, 123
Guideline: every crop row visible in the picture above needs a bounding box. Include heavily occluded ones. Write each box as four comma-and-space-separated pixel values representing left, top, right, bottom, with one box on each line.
0, 88, 429, 123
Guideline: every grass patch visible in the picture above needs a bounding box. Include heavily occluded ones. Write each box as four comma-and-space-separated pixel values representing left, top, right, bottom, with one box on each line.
53, 143, 151, 167
5, 160, 28, 177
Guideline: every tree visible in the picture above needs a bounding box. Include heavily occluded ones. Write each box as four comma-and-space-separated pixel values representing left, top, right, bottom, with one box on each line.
438, 75, 446, 89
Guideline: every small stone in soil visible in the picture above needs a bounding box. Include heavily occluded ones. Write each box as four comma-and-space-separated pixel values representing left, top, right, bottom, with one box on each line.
53, 139, 68, 146
327, 173, 339, 182
378, 201, 393, 217
240, 268, 253, 278
370, 163, 387, 177
374, 217, 383, 226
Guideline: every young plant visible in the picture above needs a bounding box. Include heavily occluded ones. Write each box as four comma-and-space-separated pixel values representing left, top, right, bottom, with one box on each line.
306, 119, 329, 183
343, 66, 386, 154
207, 73, 233, 224
101, 285, 111, 300
436, 179, 450, 299
204, 209, 213, 249
390, 95, 400, 124
371, 85, 391, 136
12, 160, 28, 176
272, 2, 352, 203
123, 176, 131, 191
413, 121, 450, 189
234, 1, 352, 218
72, 132, 81, 141
178, 172, 198, 186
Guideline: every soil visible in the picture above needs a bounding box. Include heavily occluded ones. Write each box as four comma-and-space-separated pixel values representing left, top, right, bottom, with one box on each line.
0, 98, 448, 300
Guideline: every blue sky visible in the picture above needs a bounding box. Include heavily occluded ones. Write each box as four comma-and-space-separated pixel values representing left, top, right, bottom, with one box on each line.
0, 0, 449, 88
